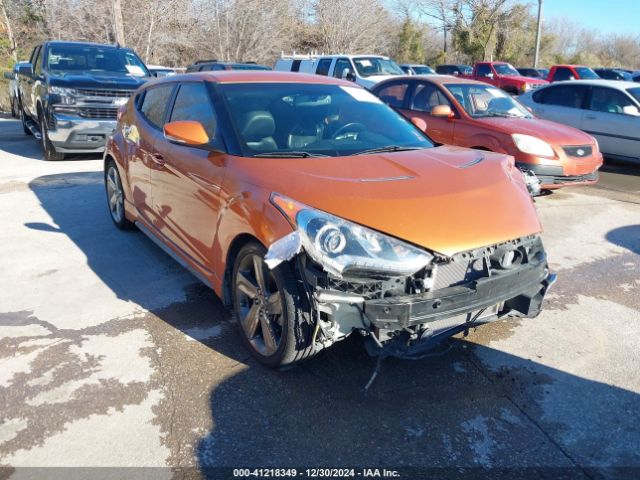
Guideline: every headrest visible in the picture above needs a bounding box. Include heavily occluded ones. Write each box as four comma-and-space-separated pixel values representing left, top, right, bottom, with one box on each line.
240, 111, 275, 141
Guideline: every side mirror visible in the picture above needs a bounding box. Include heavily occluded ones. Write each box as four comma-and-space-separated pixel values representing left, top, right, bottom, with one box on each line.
452, 71, 459, 76
17, 64, 33, 76
164, 120, 210, 146
622, 105, 640, 116
411, 117, 427, 132
342, 69, 356, 82
431, 105, 453, 118
486, 72, 494, 79
3, 71, 13, 80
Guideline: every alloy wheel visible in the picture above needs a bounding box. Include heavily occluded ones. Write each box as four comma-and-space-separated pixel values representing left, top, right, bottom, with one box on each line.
235, 253, 284, 356
106, 166, 124, 224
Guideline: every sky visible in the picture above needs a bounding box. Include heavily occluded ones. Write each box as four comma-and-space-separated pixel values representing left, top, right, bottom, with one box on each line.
541, 0, 640, 36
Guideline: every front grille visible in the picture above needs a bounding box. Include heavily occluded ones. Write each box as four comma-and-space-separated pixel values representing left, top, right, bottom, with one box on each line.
562, 145, 593, 158
78, 107, 118, 119
530, 83, 543, 89
76, 89, 134, 98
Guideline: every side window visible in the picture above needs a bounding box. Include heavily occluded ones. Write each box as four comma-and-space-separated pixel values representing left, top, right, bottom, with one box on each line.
476, 64, 492, 77
139, 84, 174, 129
588, 87, 635, 114
169, 83, 217, 138
411, 83, 450, 112
553, 68, 574, 81
315, 58, 332, 76
333, 58, 352, 79
375, 82, 409, 108
535, 85, 587, 108
33, 47, 42, 76
291, 60, 301, 72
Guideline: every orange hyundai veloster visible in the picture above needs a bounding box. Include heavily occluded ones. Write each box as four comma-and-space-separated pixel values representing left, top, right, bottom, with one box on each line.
104, 71, 556, 367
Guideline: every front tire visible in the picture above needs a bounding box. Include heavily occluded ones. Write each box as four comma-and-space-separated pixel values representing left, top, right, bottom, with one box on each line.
105, 160, 134, 230
39, 112, 65, 161
232, 242, 316, 368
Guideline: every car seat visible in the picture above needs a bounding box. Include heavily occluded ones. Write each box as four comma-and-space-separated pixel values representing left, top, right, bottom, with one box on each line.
239, 111, 278, 153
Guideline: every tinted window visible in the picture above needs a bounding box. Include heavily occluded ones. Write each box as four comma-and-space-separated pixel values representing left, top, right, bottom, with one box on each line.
375, 82, 409, 108
493, 63, 519, 76
575, 67, 599, 80
628, 87, 640, 103
553, 67, 574, 81
411, 83, 450, 113
33, 48, 42, 76
534, 85, 587, 108
291, 60, 301, 72
140, 84, 174, 128
436, 66, 448, 74
476, 64, 492, 77
46, 45, 148, 76
588, 87, 635, 114
316, 59, 332, 76
169, 83, 217, 137
333, 58, 352, 79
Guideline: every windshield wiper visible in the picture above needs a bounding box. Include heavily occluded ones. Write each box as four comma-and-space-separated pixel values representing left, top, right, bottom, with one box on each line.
350, 145, 424, 156
478, 112, 523, 118
253, 151, 329, 158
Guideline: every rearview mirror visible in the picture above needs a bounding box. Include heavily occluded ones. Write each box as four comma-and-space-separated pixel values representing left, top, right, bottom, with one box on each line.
411, 117, 427, 132
164, 120, 210, 146
622, 105, 640, 116
431, 105, 453, 118
3, 71, 13, 80
17, 64, 33, 76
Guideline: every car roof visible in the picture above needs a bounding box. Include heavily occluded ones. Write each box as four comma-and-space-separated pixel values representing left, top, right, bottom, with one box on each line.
45, 40, 125, 50
146, 71, 356, 86
542, 79, 635, 90
552, 64, 588, 68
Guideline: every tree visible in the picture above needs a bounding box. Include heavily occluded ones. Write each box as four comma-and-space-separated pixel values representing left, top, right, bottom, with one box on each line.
395, 18, 425, 63
0, 0, 18, 62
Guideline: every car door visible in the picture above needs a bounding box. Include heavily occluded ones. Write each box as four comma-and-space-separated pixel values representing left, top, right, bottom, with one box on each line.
405, 81, 455, 144
130, 83, 176, 223
475, 64, 497, 86
581, 86, 640, 158
529, 84, 588, 128
150, 81, 227, 272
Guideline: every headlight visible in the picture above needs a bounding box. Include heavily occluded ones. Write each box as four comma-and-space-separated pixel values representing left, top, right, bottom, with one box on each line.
512, 134, 554, 157
520, 83, 530, 93
49, 86, 76, 105
271, 193, 433, 278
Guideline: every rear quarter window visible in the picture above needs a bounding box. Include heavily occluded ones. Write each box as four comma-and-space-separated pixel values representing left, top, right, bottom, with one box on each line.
316, 59, 332, 76
139, 84, 174, 128
533, 85, 587, 108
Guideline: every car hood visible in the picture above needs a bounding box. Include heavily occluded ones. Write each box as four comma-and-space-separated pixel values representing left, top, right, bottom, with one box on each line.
233, 146, 541, 257
48, 71, 149, 90
477, 117, 595, 145
501, 74, 548, 85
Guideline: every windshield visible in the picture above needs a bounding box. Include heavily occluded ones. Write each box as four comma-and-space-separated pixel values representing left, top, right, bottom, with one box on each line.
445, 83, 532, 119
494, 63, 520, 76
575, 67, 599, 79
628, 87, 640, 103
352, 57, 404, 77
219, 83, 433, 157
46, 45, 149, 77
413, 66, 435, 75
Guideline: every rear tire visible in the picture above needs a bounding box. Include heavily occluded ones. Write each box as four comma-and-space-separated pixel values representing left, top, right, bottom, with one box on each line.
232, 242, 317, 368
39, 112, 65, 161
105, 160, 134, 230
19, 100, 31, 136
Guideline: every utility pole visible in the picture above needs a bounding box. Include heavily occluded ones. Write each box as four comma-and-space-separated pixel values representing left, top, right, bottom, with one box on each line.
533, 0, 543, 68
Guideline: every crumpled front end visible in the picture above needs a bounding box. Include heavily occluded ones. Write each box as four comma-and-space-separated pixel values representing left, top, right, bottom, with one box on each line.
266, 231, 556, 359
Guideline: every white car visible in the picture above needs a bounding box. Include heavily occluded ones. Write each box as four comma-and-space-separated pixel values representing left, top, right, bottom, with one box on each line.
275, 54, 404, 89
519, 80, 640, 163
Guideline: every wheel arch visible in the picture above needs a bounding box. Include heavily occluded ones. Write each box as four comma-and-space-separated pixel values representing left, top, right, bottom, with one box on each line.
222, 233, 264, 307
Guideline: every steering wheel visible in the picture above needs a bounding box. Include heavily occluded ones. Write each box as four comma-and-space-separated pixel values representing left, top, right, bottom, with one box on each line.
332, 122, 366, 141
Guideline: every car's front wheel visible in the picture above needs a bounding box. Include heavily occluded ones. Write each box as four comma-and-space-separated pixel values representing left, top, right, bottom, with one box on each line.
105, 160, 134, 230
39, 113, 65, 161
232, 242, 316, 368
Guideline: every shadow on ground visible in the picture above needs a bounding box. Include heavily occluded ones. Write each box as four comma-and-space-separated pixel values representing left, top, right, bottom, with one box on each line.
10, 171, 640, 479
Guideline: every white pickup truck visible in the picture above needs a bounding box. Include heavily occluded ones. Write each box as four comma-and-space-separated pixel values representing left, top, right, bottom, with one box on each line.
275, 54, 405, 89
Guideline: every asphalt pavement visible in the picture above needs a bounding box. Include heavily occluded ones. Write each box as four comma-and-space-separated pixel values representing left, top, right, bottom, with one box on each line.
0, 116, 638, 480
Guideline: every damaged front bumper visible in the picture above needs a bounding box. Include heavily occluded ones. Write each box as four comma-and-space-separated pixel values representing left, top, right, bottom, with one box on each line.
266, 232, 557, 359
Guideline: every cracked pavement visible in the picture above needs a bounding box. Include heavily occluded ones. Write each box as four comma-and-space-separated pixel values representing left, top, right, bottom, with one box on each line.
0, 116, 638, 479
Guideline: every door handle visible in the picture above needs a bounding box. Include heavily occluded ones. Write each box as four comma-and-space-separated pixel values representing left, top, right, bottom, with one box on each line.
585, 114, 597, 120
150, 153, 165, 167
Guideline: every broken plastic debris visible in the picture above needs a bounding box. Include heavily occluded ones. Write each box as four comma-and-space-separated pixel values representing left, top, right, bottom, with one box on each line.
264, 231, 303, 269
